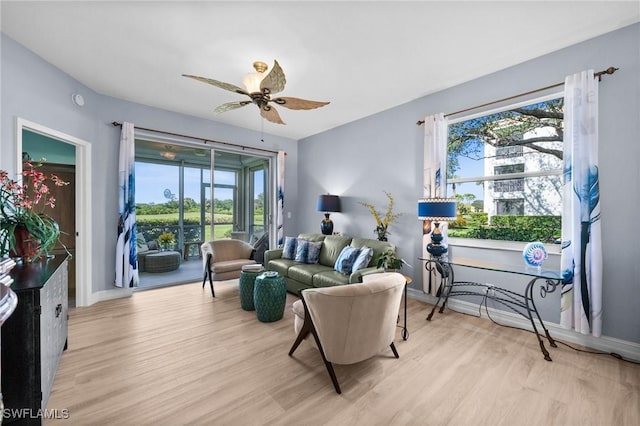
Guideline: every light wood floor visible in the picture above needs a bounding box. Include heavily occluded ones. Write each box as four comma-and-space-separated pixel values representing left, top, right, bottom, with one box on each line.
46, 280, 640, 426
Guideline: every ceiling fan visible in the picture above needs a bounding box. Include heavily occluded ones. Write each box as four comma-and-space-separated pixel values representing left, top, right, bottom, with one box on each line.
182, 60, 329, 125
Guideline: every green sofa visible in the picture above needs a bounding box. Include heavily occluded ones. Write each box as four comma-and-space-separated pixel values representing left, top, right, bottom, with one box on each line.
264, 233, 396, 294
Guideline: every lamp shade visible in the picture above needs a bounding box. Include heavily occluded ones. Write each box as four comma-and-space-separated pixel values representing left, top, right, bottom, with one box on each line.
417, 198, 457, 221
317, 194, 341, 213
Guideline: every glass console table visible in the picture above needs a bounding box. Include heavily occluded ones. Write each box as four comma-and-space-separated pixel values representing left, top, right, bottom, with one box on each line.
420, 256, 563, 361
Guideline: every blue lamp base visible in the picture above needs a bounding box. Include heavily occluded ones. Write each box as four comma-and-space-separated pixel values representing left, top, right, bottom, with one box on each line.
426, 221, 447, 257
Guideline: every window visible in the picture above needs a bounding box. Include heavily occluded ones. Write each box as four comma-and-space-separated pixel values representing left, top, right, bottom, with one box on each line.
447, 95, 563, 243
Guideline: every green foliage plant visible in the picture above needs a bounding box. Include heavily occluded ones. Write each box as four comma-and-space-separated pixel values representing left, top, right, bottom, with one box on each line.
376, 250, 408, 271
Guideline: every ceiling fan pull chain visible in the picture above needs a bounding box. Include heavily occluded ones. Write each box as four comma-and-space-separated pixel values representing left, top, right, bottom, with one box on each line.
260, 117, 265, 143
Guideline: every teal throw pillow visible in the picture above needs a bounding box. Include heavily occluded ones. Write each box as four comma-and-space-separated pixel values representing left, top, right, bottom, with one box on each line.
294, 239, 309, 263
334, 246, 361, 275
352, 246, 373, 272
282, 236, 297, 259
306, 241, 322, 264
293, 239, 323, 264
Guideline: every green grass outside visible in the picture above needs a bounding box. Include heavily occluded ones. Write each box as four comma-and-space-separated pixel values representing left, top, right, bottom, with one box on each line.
137, 211, 263, 241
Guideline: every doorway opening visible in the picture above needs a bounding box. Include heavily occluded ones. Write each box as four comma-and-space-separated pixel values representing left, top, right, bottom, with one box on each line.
134, 139, 272, 290
16, 118, 92, 307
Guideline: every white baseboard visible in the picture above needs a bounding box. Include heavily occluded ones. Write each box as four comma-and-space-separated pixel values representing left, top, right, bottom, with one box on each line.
407, 288, 640, 362
88, 287, 133, 306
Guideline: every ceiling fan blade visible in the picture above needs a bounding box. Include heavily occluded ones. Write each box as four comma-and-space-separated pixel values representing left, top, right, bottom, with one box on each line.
272, 97, 330, 110
214, 101, 252, 114
260, 105, 285, 125
259, 60, 286, 95
182, 74, 249, 95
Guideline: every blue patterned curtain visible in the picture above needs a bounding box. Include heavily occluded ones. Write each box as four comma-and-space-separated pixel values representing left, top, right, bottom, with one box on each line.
276, 151, 285, 247
422, 113, 448, 295
561, 70, 602, 336
115, 122, 139, 288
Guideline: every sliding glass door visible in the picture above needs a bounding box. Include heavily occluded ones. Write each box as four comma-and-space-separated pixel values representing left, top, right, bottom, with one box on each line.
134, 139, 274, 288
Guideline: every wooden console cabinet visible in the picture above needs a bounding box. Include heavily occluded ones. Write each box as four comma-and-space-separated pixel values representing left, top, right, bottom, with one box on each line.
2, 256, 68, 425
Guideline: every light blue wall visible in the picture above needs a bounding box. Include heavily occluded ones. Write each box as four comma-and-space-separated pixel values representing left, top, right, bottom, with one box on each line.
297, 23, 640, 344
1, 33, 300, 295
2, 23, 638, 343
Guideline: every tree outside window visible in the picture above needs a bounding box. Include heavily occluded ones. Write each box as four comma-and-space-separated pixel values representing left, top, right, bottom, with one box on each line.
447, 95, 563, 243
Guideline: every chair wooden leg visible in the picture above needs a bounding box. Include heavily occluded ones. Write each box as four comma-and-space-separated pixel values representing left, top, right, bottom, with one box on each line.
208, 275, 215, 298
306, 300, 342, 394
390, 342, 399, 358
312, 330, 341, 394
202, 254, 215, 297
289, 315, 311, 356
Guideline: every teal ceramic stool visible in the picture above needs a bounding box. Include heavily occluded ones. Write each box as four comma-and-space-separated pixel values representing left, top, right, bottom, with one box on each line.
239, 270, 262, 311
253, 272, 287, 322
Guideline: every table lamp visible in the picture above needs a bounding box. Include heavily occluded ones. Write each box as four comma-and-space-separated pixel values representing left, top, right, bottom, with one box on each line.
317, 194, 341, 235
418, 198, 457, 257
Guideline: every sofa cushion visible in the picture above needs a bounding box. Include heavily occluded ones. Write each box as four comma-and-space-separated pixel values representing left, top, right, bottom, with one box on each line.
312, 270, 350, 287
268, 258, 298, 277
319, 235, 352, 267
213, 259, 256, 274
297, 233, 326, 242
288, 264, 334, 286
350, 238, 396, 268
334, 246, 361, 274
136, 233, 150, 252
282, 236, 297, 259
352, 246, 373, 272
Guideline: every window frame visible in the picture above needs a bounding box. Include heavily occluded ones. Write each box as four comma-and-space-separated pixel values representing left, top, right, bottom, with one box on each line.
446, 91, 564, 246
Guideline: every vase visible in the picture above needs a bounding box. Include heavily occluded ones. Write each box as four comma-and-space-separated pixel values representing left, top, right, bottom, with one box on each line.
375, 225, 388, 241
10, 226, 41, 262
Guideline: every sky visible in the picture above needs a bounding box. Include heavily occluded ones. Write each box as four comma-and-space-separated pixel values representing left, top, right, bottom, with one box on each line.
135, 162, 235, 204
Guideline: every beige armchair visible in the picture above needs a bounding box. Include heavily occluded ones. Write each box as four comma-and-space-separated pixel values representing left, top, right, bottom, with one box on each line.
289, 272, 406, 393
201, 239, 257, 297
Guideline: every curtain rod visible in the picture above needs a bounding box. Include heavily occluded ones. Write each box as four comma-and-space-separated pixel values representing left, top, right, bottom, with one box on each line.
110, 121, 286, 156
416, 66, 618, 126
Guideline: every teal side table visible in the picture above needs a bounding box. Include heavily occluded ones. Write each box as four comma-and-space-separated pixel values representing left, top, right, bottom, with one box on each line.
253, 273, 286, 322
239, 270, 262, 311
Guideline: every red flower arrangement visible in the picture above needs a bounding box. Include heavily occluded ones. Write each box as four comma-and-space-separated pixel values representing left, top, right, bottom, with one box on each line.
0, 161, 69, 262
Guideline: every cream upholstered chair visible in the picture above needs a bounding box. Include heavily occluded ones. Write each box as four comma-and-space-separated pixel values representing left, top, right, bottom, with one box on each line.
289, 272, 406, 394
201, 239, 257, 297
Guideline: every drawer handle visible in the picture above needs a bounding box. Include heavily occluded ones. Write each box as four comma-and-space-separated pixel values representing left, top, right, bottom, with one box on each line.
55, 304, 63, 318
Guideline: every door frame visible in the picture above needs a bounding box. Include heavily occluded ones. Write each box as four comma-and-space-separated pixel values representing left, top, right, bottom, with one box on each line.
16, 118, 93, 307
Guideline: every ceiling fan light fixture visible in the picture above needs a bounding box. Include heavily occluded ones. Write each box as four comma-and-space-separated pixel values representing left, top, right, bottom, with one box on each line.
243, 61, 269, 93
183, 59, 329, 126
160, 151, 176, 160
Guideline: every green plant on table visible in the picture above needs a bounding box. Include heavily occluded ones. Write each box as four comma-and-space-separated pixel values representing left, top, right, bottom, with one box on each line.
376, 250, 409, 272
158, 232, 175, 249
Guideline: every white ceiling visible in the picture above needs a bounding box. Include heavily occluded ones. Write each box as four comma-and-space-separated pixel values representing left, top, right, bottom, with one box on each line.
2, 1, 639, 140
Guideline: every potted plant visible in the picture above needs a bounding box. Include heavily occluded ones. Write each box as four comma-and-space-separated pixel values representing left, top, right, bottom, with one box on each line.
157, 232, 175, 251
361, 191, 402, 241
0, 161, 69, 262
376, 249, 409, 272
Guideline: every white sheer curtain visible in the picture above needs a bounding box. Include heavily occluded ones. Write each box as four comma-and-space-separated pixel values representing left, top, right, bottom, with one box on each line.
422, 113, 448, 295
276, 150, 285, 247
560, 70, 603, 336
115, 122, 139, 288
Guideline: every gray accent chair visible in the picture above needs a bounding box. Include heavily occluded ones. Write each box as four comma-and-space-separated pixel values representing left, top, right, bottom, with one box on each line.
200, 239, 257, 297
289, 272, 406, 393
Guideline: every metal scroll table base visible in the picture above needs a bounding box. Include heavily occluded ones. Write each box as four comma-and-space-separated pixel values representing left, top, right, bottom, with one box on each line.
424, 259, 561, 361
